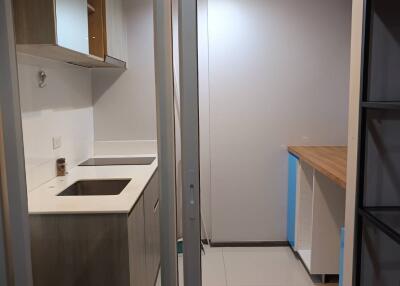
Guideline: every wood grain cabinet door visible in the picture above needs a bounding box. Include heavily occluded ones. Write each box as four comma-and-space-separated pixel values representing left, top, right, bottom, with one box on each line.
30, 214, 131, 286
104, 0, 128, 62
144, 170, 160, 285
154, 192, 160, 274
128, 196, 147, 286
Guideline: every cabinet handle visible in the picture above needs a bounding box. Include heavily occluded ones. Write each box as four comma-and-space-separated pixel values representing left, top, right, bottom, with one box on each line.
154, 199, 159, 213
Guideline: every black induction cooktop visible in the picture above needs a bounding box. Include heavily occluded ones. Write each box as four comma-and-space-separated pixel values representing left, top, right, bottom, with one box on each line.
79, 157, 156, 166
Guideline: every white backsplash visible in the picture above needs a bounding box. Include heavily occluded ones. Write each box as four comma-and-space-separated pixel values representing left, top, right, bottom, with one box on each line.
17, 54, 94, 191
94, 140, 157, 156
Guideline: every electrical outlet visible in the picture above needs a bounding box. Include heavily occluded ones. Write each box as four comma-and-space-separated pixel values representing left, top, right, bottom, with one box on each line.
301, 136, 310, 143
52, 136, 62, 150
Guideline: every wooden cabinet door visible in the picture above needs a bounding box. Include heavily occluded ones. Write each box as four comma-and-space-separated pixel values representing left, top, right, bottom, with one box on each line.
144, 170, 160, 285
128, 196, 147, 286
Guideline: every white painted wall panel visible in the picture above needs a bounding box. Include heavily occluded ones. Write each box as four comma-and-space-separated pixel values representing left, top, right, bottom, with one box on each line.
94, 140, 157, 156
208, 0, 351, 242
198, 0, 212, 241
93, 0, 156, 141
18, 54, 94, 191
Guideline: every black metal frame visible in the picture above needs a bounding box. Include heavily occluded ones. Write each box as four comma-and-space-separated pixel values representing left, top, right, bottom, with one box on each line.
353, 0, 370, 283
353, 0, 400, 285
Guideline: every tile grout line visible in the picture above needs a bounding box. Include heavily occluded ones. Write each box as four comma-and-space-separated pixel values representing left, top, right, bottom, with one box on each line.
221, 248, 229, 286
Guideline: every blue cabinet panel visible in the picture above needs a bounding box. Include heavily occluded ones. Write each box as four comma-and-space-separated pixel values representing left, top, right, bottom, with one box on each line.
339, 227, 345, 286
287, 153, 298, 248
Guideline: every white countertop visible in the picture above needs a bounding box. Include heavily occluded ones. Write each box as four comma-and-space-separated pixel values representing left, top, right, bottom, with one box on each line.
28, 155, 158, 215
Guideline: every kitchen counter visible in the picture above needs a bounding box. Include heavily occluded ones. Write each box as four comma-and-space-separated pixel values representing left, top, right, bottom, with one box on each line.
287, 146, 347, 276
28, 155, 158, 214
288, 146, 347, 189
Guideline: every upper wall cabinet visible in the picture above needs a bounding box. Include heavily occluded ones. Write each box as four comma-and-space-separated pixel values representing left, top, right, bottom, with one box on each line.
105, 0, 128, 63
13, 0, 128, 68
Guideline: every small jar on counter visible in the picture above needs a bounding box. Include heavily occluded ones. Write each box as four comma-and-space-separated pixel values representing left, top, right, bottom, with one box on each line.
56, 158, 66, 176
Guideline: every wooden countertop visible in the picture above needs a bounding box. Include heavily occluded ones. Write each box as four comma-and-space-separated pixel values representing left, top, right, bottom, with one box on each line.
288, 146, 347, 189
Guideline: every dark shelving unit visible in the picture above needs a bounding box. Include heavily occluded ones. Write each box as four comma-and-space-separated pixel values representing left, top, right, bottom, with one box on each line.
354, 0, 400, 285
361, 102, 400, 110
359, 208, 400, 245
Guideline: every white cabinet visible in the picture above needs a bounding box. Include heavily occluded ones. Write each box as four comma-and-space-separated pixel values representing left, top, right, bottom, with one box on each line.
105, 0, 128, 63
295, 161, 346, 275
56, 0, 89, 54
144, 171, 160, 285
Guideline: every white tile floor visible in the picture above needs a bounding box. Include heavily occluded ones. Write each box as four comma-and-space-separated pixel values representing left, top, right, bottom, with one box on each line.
157, 246, 338, 286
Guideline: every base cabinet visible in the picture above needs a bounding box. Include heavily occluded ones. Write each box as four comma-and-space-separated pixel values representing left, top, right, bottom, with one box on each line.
128, 196, 147, 285
30, 213, 132, 286
294, 161, 345, 275
144, 171, 160, 285
30, 169, 160, 286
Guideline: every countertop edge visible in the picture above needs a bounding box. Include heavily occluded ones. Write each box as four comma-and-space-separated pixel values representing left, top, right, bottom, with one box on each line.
288, 146, 347, 189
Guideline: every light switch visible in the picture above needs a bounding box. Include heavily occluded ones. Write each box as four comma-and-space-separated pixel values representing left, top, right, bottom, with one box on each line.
52, 136, 62, 150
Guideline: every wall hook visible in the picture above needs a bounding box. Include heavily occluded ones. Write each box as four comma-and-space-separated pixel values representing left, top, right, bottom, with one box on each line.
38, 70, 47, 88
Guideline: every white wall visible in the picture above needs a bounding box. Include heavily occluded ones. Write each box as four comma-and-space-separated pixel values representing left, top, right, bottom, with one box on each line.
18, 54, 94, 191
92, 0, 157, 141
198, 0, 212, 240
207, 0, 351, 242
172, 0, 183, 238
91, 0, 186, 238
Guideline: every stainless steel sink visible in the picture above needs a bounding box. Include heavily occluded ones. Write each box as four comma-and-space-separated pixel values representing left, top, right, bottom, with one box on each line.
57, 179, 131, 196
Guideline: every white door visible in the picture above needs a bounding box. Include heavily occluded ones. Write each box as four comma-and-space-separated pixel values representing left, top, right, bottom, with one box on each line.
153, 0, 202, 285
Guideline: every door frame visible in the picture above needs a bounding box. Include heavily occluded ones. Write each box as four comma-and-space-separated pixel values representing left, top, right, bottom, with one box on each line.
153, 0, 202, 285
0, 0, 33, 285
153, 0, 179, 285
178, 0, 202, 285
343, 0, 365, 285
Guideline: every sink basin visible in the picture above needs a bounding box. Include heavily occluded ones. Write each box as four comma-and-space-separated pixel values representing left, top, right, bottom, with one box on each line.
57, 179, 131, 196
